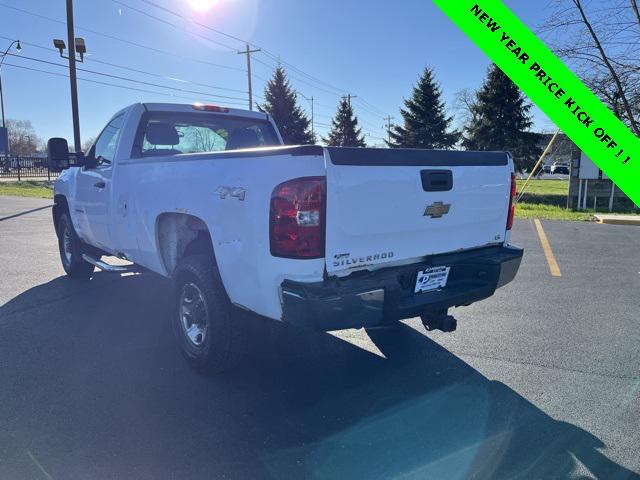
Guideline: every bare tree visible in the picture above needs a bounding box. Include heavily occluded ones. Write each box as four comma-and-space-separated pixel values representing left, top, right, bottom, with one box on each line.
187, 127, 225, 152
6, 119, 43, 156
631, 0, 640, 27
540, 0, 640, 135
453, 88, 479, 130
82, 136, 97, 153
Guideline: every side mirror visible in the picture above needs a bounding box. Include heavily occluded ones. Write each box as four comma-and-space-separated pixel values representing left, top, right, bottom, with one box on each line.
83, 145, 97, 169
47, 138, 70, 170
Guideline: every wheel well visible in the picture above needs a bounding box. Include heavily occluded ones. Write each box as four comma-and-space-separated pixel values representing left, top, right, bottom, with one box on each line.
156, 213, 214, 276
53, 194, 69, 236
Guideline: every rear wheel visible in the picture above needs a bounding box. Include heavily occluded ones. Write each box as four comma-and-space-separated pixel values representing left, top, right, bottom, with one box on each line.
57, 212, 94, 279
172, 254, 244, 373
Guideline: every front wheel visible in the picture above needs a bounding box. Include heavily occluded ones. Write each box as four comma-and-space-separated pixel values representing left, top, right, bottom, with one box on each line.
57, 212, 94, 279
172, 255, 244, 373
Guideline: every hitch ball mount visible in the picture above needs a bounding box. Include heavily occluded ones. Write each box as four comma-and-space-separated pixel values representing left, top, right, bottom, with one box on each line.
421, 309, 457, 333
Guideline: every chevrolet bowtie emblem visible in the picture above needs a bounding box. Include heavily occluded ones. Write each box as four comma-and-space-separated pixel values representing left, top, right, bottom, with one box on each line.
424, 201, 451, 218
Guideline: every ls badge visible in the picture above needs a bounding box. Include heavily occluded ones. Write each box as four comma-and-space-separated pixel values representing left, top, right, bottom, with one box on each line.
423, 201, 451, 218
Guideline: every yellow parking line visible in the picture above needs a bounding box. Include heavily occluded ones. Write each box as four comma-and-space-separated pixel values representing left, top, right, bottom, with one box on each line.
533, 219, 562, 277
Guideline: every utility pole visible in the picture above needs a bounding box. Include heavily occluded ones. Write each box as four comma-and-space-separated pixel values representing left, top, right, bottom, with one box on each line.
66, 0, 82, 155
344, 93, 357, 108
0, 75, 4, 129
384, 115, 394, 145
310, 96, 314, 139
237, 43, 261, 111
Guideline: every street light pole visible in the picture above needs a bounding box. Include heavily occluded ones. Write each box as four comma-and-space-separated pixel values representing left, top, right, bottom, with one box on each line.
0, 40, 21, 162
0, 39, 21, 130
66, 0, 82, 154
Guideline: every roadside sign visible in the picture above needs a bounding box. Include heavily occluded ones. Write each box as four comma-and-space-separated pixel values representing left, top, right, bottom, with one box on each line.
579, 152, 608, 180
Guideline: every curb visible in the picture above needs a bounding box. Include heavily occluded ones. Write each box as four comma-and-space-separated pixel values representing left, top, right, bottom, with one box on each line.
594, 214, 640, 226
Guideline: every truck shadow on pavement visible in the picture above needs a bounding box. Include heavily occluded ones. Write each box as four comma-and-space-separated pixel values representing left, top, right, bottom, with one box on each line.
1, 272, 638, 480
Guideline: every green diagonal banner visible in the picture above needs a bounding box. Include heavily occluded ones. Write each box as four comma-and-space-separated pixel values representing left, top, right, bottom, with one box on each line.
433, 0, 639, 206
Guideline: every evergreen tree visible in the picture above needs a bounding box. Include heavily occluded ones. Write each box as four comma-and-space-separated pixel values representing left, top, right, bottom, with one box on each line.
463, 64, 540, 172
323, 98, 367, 147
258, 66, 315, 145
388, 67, 459, 149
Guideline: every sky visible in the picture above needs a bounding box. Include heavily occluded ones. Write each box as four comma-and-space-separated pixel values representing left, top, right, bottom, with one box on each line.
0, 0, 557, 148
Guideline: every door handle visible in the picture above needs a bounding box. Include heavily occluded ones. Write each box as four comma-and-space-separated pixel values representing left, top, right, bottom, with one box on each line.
94, 181, 106, 189
421, 170, 453, 192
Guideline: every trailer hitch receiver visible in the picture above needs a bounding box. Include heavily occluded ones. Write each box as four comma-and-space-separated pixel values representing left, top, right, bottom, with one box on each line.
421, 309, 457, 333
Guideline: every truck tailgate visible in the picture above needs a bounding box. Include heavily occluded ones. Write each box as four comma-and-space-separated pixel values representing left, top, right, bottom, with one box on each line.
324, 147, 512, 275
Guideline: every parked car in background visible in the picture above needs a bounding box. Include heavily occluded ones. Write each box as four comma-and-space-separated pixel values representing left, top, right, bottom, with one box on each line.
550, 162, 570, 174
541, 164, 551, 174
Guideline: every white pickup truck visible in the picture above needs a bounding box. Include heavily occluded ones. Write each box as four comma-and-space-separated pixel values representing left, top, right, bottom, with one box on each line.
49, 102, 522, 371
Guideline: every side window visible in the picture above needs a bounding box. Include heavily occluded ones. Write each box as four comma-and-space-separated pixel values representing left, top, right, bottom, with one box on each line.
94, 114, 124, 165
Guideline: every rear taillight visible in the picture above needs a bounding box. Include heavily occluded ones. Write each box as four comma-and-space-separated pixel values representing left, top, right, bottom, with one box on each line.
270, 177, 325, 258
507, 172, 516, 230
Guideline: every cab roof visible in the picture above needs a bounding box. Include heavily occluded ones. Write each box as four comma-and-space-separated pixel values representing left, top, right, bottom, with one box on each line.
140, 102, 269, 121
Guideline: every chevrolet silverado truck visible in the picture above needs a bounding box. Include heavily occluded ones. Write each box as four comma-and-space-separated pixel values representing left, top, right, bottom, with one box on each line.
48, 102, 523, 371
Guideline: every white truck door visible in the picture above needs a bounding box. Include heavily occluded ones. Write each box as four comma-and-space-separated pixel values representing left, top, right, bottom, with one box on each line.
74, 114, 123, 251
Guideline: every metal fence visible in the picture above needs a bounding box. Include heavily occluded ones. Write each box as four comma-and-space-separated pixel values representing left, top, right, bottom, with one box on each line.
0, 156, 60, 181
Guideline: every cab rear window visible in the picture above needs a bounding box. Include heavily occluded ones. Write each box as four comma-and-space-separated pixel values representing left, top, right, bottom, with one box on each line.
131, 112, 280, 158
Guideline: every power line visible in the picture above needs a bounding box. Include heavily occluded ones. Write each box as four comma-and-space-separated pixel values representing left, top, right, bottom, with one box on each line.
313, 100, 338, 110
353, 101, 391, 119
140, 0, 248, 45
261, 50, 346, 96
5, 52, 248, 102
124, 0, 389, 115
0, 35, 247, 95
1, 61, 248, 106
252, 56, 344, 97
252, 72, 271, 84
89, 57, 246, 94
314, 107, 383, 132
1, 0, 390, 118
110, 0, 239, 52
0, 2, 246, 72
356, 97, 388, 116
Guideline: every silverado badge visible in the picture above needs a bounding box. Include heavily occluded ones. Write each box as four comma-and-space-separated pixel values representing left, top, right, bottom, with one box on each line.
424, 201, 451, 218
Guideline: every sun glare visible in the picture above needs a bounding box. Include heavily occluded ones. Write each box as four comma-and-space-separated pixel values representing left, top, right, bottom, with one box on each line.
187, 0, 219, 11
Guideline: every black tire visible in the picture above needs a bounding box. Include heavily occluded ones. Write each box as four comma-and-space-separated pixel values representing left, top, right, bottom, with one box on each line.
57, 212, 94, 279
172, 254, 244, 373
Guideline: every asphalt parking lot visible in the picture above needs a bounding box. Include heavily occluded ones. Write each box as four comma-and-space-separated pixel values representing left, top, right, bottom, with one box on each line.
1, 196, 639, 479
